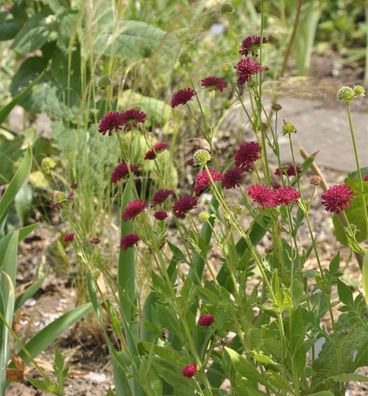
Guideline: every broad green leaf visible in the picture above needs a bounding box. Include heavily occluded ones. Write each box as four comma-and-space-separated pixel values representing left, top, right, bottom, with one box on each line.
14, 277, 44, 311
0, 13, 22, 41
17, 303, 92, 364
337, 280, 353, 306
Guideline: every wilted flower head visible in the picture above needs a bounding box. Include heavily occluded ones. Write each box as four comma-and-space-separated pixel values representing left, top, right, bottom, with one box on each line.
121, 233, 140, 251
98, 112, 125, 135
171, 88, 196, 108
111, 162, 139, 184
222, 166, 245, 189
321, 184, 354, 213
235, 58, 263, 84
120, 108, 147, 130
201, 76, 227, 92
151, 189, 173, 207
234, 142, 261, 169
154, 210, 168, 220
194, 168, 223, 195
181, 363, 197, 378
240, 35, 267, 57
63, 233, 75, 242
275, 164, 301, 177
198, 313, 214, 326
173, 195, 198, 218
122, 200, 146, 221
144, 143, 169, 160
310, 175, 321, 186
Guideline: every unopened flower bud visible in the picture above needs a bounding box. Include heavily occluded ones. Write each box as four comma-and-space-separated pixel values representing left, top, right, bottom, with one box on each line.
179, 53, 192, 66
272, 103, 282, 112
54, 191, 66, 204
221, 3, 234, 14
97, 76, 111, 90
41, 157, 56, 173
89, 235, 101, 245
222, 64, 232, 75
282, 120, 297, 134
198, 211, 210, 222
309, 175, 321, 186
337, 86, 354, 102
193, 149, 211, 166
354, 85, 365, 96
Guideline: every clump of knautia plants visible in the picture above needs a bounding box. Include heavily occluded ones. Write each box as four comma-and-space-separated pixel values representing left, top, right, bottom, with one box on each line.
58, 33, 368, 396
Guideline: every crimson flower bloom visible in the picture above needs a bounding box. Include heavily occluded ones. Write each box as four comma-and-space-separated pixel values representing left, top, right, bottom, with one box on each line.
275, 164, 302, 177
151, 189, 173, 207
321, 184, 354, 213
222, 167, 245, 189
234, 142, 261, 169
122, 200, 146, 221
274, 186, 300, 206
247, 185, 276, 208
198, 314, 214, 326
98, 112, 125, 135
201, 76, 227, 92
121, 233, 140, 250
63, 233, 75, 242
120, 108, 147, 130
182, 363, 197, 378
111, 162, 139, 184
154, 210, 168, 220
240, 35, 267, 56
364, 173, 368, 181
171, 88, 196, 108
194, 168, 223, 195
173, 195, 198, 218
144, 143, 169, 160
235, 58, 263, 84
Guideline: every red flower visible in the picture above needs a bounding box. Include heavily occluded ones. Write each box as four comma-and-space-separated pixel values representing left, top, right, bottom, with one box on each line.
89, 235, 101, 245
194, 168, 223, 195
144, 143, 169, 160
234, 142, 261, 169
364, 173, 368, 181
198, 314, 214, 326
121, 233, 140, 250
111, 162, 139, 184
151, 189, 173, 207
321, 184, 354, 213
274, 186, 300, 206
171, 88, 196, 108
247, 185, 276, 208
63, 233, 75, 242
182, 363, 197, 378
222, 167, 245, 189
201, 76, 227, 92
173, 195, 198, 218
120, 108, 147, 130
98, 112, 125, 135
235, 58, 263, 84
275, 164, 302, 177
240, 35, 267, 56
154, 210, 168, 220
122, 200, 146, 221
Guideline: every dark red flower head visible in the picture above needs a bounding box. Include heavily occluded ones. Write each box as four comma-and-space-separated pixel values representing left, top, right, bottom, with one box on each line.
121, 233, 140, 250
321, 184, 354, 213
235, 58, 263, 84
273, 186, 300, 206
201, 76, 227, 92
222, 167, 245, 189
122, 200, 146, 221
194, 168, 224, 195
111, 162, 139, 184
144, 143, 169, 160
120, 108, 147, 130
240, 35, 267, 56
182, 363, 197, 378
98, 112, 125, 135
89, 235, 101, 245
173, 195, 198, 218
364, 173, 368, 181
247, 185, 276, 208
234, 142, 261, 169
151, 189, 173, 207
275, 164, 302, 177
198, 314, 214, 326
171, 88, 196, 108
154, 210, 168, 220
63, 232, 75, 242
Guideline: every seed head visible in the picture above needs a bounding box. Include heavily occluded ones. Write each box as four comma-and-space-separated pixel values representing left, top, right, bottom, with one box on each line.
337, 86, 355, 102
193, 149, 212, 166
97, 76, 111, 90
179, 53, 192, 65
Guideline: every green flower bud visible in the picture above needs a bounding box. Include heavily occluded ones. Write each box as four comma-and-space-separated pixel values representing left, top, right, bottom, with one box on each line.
221, 3, 234, 14
97, 76, 111, 90
198, 211, 210, 222
222, 64, 232, 75
282, 120, 297, 134
54, 191, 66, 204
337, 86, 354, 102
193, 149, 212, 166
179, 53, 192, 66
41, 157, 56, 173
354, 85, 365, 96
247, 80, 256, 88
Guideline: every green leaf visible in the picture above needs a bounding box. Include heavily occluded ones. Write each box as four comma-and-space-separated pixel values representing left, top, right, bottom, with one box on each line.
363, 250, 368, 304
0, 13, 22, 41
17, 303, 92, 364
15, 277, 44, 311
337, 280, 353, 306
0, 146, 32, 229
329, 373, 368, 383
